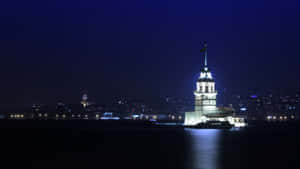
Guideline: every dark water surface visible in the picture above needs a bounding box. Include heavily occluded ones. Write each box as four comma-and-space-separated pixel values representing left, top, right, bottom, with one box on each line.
0, 121, 299, 169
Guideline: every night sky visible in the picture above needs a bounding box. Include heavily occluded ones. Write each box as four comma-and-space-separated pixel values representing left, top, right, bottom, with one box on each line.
0, 0, 300, 109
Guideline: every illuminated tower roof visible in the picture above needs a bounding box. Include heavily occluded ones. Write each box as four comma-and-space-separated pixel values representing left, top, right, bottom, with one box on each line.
198, 41, 214, 82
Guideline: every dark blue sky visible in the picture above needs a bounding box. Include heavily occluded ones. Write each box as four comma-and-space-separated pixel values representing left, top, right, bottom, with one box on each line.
0, 0, 299, 108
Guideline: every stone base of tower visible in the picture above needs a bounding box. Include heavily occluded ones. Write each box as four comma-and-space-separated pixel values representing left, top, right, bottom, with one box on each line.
184, 111, 205, 126
184, 110, 246, 127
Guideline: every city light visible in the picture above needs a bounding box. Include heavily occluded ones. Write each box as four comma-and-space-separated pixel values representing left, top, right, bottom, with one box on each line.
240, 108, 247, 111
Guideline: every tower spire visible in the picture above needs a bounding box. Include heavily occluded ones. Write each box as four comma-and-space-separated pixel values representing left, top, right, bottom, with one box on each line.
204, 41, 207, 67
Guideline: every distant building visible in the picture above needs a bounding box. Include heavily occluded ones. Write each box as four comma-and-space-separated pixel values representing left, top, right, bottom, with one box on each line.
81, 93, 89, 108
231, 91, 299, 121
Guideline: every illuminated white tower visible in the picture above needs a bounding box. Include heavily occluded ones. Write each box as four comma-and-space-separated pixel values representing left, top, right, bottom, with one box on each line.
185, 42, 218, 125
194, 42, 217, 112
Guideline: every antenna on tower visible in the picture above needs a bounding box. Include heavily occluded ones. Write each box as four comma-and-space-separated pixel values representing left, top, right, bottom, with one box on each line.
204, 41, 207, 67
200, 41, 208, 69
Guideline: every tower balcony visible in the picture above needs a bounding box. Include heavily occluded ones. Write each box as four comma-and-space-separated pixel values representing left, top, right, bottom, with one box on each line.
194, 91, 217, 97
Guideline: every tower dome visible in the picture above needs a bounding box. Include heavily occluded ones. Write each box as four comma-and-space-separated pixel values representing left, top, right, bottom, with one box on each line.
198, 67, 214, 82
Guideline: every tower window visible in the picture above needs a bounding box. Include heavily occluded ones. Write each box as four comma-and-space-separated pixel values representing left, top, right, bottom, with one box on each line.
205, 86, 208, 93
200, 86, 202, 92
211, 86, 213, 92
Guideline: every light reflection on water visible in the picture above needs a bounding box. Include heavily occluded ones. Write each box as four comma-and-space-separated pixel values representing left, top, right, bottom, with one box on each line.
185, 129, 221, 169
